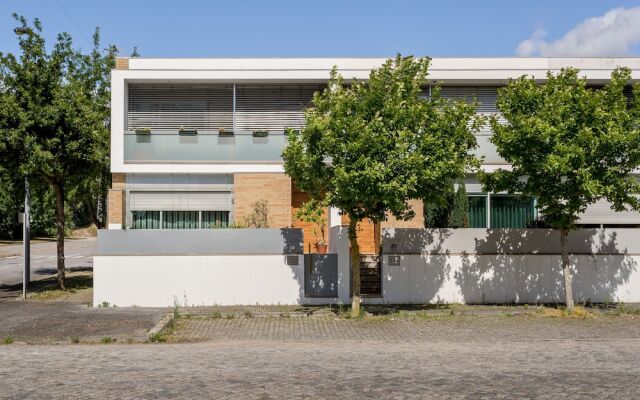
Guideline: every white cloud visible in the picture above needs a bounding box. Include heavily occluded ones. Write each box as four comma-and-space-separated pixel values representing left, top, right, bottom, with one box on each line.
517, 7, 640, 56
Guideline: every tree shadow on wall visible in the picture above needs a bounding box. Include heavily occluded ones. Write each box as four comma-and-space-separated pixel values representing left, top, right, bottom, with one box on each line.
453, 229, 638, 304
381, 228, 454, 303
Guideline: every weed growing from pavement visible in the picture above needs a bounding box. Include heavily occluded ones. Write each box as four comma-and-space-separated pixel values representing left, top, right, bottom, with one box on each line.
172, 297, 181, 320
3, 336, 13, 344
149, 333, 166, 343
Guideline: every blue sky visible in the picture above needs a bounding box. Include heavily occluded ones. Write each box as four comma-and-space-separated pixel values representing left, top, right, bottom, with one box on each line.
1, 1, 639, 57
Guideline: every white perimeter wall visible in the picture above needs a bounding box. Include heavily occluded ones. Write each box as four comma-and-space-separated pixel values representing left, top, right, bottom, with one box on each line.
381, 254, 640, 304
94, 254, 350, 307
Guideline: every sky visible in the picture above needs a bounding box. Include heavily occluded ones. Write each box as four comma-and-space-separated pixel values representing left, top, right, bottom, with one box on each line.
1, 1, 640, 58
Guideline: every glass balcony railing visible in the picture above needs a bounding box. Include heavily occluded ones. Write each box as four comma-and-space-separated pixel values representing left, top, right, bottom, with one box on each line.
124, 131, 288, 163
123, 130, 505, 164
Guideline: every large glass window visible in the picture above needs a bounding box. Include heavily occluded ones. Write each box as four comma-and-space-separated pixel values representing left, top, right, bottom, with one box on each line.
490, 195, 535, 228
202, 211, 230, 228
131, 211, 161, 229
467, 195, 487, 228
162, 211, 199, 229
465, 194, 536, 228
130, 210, 231, 229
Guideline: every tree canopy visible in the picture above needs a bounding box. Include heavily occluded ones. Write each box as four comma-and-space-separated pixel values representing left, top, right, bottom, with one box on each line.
283, 55, 482, 315
0, 14, 115, 288
480, 67, 640, 309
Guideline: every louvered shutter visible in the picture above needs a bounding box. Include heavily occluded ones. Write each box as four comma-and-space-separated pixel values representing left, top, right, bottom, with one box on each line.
129, 191, 233, 211
235, 85, 322, 131
128, 84, 233, 131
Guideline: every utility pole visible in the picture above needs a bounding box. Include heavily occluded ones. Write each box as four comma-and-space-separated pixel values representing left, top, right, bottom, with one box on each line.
23, 177, 30, 299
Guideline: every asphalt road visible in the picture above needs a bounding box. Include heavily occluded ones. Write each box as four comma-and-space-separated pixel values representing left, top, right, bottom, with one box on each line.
0, 238, 95, 287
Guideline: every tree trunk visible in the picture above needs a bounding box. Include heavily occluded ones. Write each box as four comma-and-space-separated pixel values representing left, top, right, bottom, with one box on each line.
348, 218, 361, 317
560, 228, 574, 311
51, 179, 66, 290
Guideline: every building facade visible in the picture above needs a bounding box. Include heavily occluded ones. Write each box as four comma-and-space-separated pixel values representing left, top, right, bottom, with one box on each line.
108, 57, 640, 252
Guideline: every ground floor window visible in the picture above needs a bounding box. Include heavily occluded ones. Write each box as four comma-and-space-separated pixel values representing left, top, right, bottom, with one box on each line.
201, 211, 230, 228
131, 211, 161, 229
163, 211, 199, 229
490, 195, 535, 228
468, 195, 488, 228
466, 194, 536, 228
130, 210, 230, 229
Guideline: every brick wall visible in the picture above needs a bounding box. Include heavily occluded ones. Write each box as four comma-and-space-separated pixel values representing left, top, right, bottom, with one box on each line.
380, 199, 425, 229
234, 173, 292, 228
340, 214, 380, 255
291, 187, 330, 253
107, 173, 126, 228
107, 189, 125, 227
115, 58, 129, 70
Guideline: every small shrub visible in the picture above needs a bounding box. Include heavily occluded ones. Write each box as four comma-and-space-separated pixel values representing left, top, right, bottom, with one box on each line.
172, 297, 181, 319
244, 199, 269, 228
70, 336, 80, 344
100, 301, 110, 308
3, 336, 13, 345
149, 333, 166, 343
100, 336, 115, 344
244, 311, 254, 318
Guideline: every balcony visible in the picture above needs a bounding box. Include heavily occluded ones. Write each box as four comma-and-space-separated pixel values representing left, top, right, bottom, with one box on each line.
124, 131, 288, 163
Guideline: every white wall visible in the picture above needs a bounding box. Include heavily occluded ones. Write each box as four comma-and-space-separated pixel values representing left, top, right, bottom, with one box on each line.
381, 254, 640, 304
94, 254, 350, 307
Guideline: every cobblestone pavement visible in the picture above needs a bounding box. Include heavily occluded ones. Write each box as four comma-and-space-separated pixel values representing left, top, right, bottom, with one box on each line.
171, 314, 640, 342
1, 339, 639, 399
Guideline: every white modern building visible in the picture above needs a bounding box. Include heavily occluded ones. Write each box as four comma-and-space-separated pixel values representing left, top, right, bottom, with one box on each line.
96, 57, 640, 306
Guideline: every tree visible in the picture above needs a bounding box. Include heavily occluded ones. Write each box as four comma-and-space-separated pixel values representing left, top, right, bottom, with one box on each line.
0, 15, 116, 289
480, 67, 640, 310
449, 181, 469, 228
283, 55, 481, 316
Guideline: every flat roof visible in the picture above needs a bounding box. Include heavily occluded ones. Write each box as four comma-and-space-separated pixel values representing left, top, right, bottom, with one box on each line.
115, 57, 640, 84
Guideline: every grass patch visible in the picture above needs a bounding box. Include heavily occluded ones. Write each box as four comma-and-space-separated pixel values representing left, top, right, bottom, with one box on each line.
3, 336, 13, 344
100, 336, 115, 344
27, 273, 92, 301
535, 305, 595, 319
70, 336, 80, 344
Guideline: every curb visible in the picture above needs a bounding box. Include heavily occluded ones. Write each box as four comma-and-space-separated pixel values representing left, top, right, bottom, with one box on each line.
148, 313, 174, 339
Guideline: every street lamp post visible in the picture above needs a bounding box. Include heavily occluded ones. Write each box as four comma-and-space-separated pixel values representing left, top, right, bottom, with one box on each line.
15, 26, 31, 299
23, 177, 30, 299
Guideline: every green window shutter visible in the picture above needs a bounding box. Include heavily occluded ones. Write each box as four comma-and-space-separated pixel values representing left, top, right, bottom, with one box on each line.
162, 211, 199, 229
201, 211, 230, 228
131, 211, 160, 229
490, 195, 534, 228
467, 195, 487, 228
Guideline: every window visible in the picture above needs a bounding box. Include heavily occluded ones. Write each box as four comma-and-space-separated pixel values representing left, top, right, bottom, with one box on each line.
466, 194, 536, 228
130, 210, 231, 229
131, 211, 160, 229
467, 195, 487, 228
201, 211, 230, 228
162, 211, 199, 229
490, 195, 535, 228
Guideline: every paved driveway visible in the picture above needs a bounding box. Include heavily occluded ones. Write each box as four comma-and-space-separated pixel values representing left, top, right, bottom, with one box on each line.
0, 238, 95, 291
1, 339, 639, 399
